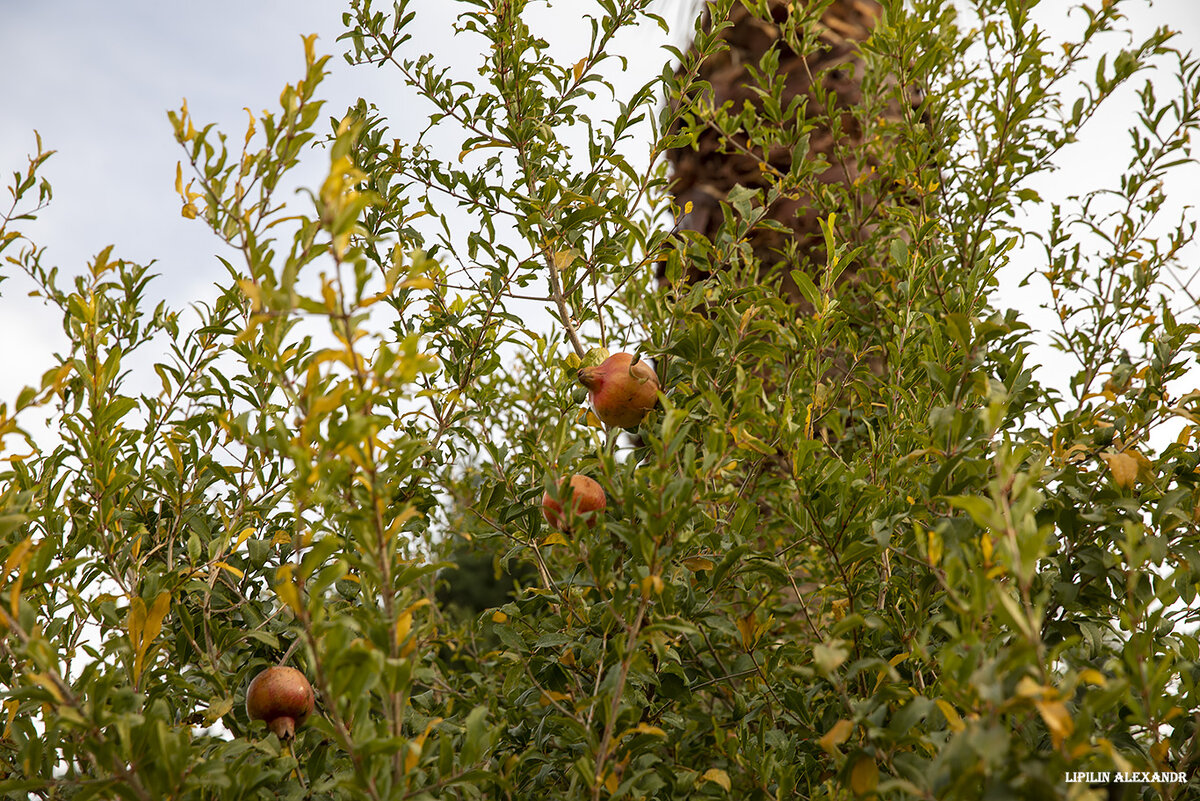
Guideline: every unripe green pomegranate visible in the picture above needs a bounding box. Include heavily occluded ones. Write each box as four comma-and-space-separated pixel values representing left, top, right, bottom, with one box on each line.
246, 665, 315, 740
577, 352, 659, 429
542, 474, 606, 533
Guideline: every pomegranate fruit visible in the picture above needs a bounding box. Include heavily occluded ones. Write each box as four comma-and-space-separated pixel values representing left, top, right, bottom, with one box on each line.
246, 665, 315, 740
577, 352, 659, 429
542, 474, 606, 533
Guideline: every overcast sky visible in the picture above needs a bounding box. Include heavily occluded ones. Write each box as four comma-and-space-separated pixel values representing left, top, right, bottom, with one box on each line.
2, 1, 1199, 442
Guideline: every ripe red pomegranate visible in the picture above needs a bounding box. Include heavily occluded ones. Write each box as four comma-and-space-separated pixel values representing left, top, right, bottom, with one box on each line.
542, 474, 606, 532
577, 352, 659, 429
246, 665, 315, 740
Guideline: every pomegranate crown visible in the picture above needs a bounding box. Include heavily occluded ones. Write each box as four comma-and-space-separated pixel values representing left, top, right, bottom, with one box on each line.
577, 352, 650, 389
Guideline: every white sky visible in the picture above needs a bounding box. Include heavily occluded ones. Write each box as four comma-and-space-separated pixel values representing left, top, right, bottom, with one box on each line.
2, 1, 1199, 442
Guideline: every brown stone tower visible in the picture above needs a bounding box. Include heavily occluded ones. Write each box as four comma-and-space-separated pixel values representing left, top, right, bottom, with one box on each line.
666, 0, 893, 299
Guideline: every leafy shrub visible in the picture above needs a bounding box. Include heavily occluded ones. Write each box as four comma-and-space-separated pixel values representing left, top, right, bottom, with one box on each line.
2, 1, 1198, 799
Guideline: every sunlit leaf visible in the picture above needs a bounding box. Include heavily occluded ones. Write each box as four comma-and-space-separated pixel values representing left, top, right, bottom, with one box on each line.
849, 754, 878, 795
819, 719, 854, 755
701, 768, 731, 791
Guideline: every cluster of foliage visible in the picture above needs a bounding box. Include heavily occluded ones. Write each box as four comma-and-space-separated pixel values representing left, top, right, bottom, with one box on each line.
2, 0, 1200, 798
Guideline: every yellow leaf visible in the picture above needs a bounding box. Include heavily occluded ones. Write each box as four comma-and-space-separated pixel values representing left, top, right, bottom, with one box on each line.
572, 57, 587, 82
399, 276, 434, 291
681, 556, 714, 573
873, 655, 903, 693
1078, 669, 1107, 687
640, 574, 664, 598
404, 740, 423, 773
4, 535, 33, 576
242, 107, 256, 147
395, 611, 413, 648
849, 754, 879, 795
731, 425, 773, 454
935, 699, 966, 733
457, 138, 509, 162
395, 599, 431, 653
1015, 676, 1045, 698
538, 690, 570, 706
320, 276, 339, 312
700, 768, 731, 792
980, 533, 994, 563
1101, 450, 1139, 489
491, 610, 508, 624
819, 719, 854, 755
143, 591, 171, 647
552, 250, 576, 271
737, 613, 758, 650
1176, 425, 1194, 446
1129, 448, 1154, 474
927, 527, 943, 567
3, 698, 18, 738
234, 527, 256, 549
29, 673, 63, 704
127, 597, 147, 652
1035, 698, 1074, 748
235, 279, 262, 312
404, 717, 444, 772
128, 591, 170, 684
583, 346, 610, 365
1098, 737, 1133, 773
358, 290, 388, 308
630, 722, 666, 738
5, 537, 34, 619
604, 771, 618, 794
308, 385, 345, 418
212, 561, 244, 579
542, 531, 569, 546
402, 598, 431, 617
203, 697, 234, 726
384, 506, 420, 537
274, 564, 302, 613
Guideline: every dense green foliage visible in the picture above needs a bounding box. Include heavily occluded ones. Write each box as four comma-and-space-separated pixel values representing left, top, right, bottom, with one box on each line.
2, 0, 1200, 798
